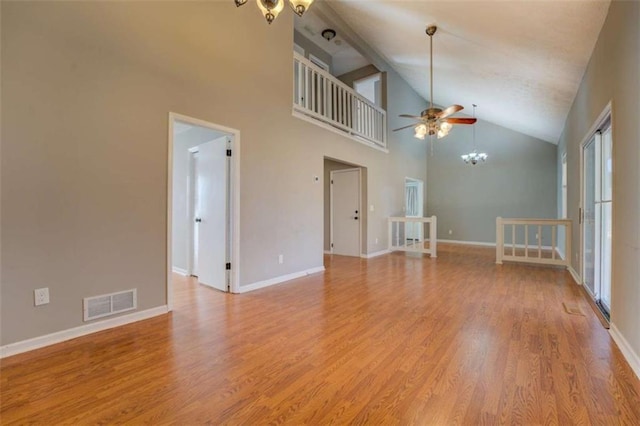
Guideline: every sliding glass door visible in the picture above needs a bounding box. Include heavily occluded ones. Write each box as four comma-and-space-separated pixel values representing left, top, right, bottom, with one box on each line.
582, 120, 613, 317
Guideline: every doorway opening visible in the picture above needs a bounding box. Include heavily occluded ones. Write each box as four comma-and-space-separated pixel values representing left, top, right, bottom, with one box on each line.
167, 113, 241, 309
323, 158, 367, 258
405, 177, 424, 242
581, 107, 612, 322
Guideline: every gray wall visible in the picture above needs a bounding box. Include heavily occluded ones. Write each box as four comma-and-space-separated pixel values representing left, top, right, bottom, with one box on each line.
427, 118, 557, 243
172, 126, 226, 273
557, 0, 640, 364
294, 30, 333, 73
1, 2, 427, 345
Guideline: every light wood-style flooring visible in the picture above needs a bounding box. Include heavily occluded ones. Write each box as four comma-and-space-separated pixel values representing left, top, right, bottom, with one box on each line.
2, 244, 639, 424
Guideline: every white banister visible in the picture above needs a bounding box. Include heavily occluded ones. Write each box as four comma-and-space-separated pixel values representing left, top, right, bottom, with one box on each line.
388, 216, 437, 258
293, 52, 387, 149
496, 217, 572, 268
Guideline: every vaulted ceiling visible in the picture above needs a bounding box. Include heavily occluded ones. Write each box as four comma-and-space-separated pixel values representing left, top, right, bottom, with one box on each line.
314, 0, 611, 144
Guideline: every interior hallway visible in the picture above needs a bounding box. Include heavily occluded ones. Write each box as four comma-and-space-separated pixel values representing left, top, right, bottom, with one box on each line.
2, 244, 639, 424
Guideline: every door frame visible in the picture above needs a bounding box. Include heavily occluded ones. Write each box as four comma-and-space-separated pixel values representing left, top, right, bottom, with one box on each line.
167, 112, 241, 309
579, 101, 612, 290
329, 167, 362, 256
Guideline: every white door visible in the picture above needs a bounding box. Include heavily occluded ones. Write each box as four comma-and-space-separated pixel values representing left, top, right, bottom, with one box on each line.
194, 137, 228, 292
190, 150, 200, 277
331, 168, 360, 256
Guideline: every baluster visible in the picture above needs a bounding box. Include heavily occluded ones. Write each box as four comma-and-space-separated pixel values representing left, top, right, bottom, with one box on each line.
323, 76, 328, 118
538, 225, 542, 259
347, 93, 352, 129
311, 70, 317, 113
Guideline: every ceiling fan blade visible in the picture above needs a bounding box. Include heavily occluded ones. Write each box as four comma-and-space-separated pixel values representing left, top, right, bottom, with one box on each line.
393, 123, 420, 132
437, 105, 464, 119
442, 117, 477, 125
399, 114, 424, 119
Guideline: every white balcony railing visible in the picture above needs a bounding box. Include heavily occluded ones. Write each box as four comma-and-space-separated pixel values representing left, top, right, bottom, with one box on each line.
388, 216, 437, 257
293, 52, 387, 149
496, 217, 572, 267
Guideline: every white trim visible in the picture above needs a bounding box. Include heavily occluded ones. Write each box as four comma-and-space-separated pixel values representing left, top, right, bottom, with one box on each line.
323, 250, 332, 254
568, 265, 581, 285
168, 113, 242, 302
361, 249, 390, 259
609, 323, 640, 380
292, 110, 389, 154
238, 267, 325, 293
0, 306, 168, 359
567, 265, 586, 282
172, 267, 188, 276
308, 53, 330, 72
438, 239, 495, 247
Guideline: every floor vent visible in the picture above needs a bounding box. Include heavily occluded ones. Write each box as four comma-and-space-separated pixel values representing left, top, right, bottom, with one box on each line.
83, 289, 137, 322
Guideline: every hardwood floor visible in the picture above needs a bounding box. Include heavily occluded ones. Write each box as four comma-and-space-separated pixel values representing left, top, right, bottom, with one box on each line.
2, 244, 639, 424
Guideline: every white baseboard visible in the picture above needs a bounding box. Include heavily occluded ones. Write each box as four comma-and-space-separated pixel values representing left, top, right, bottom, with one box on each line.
172, 266, 188, 276
609, 323, 640, 380
323, 250, 332, 255
0, 305, 169, 359
437, 239, 495, 247
239, 266, 325, 293
361, 249, 391, 259
568, 265, 581, 285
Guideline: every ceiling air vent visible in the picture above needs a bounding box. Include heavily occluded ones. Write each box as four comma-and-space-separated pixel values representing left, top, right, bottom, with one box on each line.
83, 289, 137, 322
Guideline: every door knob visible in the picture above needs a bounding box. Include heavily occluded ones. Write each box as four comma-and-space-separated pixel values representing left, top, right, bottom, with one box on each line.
195, 218, 202, 223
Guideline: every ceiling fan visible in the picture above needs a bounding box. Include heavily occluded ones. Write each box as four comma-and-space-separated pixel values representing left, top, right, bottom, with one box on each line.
394, 25, 476, 139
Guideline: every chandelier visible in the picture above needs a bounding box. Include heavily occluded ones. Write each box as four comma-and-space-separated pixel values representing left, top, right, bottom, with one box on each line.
235, 0, 314, 24
461, 104, 488, 165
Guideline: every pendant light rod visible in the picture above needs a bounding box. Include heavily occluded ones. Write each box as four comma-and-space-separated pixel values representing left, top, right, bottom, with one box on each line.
472, 104, 477, 149
426, 25, 437, 110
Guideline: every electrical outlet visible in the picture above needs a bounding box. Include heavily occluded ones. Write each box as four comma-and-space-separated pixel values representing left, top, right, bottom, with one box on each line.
278, 254, 284, 264
448, 229, 453, 235
375, 238, 379, 244
34, 288, 50, 306
370, 205, 375, 212
535, 233, 539, 240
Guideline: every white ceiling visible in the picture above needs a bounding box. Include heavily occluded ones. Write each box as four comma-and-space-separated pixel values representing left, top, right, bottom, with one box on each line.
320, 0, 611, 144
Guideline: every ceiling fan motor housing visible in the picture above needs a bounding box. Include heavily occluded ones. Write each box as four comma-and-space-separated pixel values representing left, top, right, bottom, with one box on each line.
421, 107, 443, 120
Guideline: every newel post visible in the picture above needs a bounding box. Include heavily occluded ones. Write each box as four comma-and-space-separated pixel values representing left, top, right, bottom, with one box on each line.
430, 216, 437, 258
496, 217, 503, 264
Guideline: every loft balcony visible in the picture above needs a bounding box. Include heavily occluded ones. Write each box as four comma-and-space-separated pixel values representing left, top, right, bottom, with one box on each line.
292, 52, 387, 151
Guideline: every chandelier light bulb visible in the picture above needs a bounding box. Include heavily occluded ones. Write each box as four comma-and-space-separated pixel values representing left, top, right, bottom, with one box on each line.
288, 0, 314, 16
239, 0, 314, 23
256, 0, 285, 24
414, 124, 428, 140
